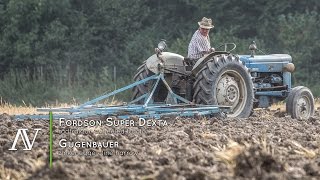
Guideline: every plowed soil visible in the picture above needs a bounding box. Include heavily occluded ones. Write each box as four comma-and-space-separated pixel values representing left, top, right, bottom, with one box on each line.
1, 108, 320, 180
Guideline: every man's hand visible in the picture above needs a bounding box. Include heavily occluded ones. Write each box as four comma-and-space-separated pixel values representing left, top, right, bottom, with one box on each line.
202, 48, 215, 55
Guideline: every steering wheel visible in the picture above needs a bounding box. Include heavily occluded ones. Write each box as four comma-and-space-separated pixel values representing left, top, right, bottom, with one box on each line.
216, 43, 236, 53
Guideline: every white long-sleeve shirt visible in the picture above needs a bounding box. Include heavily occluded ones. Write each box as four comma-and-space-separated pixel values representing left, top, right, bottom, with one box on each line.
187, 30, 211, 59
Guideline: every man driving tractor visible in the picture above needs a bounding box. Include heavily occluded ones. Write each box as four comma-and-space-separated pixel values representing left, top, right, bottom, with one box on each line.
187, 17, 215, 60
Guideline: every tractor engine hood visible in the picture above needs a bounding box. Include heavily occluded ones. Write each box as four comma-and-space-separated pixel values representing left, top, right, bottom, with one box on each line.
239, 54, 294, 72
146, 52, 184, 74
239, 54, 292, 63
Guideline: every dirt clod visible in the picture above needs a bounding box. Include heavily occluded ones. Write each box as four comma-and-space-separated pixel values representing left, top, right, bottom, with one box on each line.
234, 145, 285, 178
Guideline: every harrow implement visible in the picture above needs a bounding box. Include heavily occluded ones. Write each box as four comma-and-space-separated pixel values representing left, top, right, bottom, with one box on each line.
14, 72, 230, 120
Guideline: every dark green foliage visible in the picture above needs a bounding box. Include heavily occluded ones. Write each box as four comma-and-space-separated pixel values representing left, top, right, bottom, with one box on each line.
0, 0, 319, 105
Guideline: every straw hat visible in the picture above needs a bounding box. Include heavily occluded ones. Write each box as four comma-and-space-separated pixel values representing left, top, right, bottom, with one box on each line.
198, 17, 214, 29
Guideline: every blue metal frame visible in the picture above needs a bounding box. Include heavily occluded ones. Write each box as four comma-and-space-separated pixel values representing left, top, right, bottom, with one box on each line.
255, 91, 287, 97
15, 73, 230, 120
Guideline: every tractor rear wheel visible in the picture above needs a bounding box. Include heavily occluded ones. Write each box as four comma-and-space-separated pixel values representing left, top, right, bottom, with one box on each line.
132, 63, 167, 103
193, 54, 254, 118
286, 86, 315, 120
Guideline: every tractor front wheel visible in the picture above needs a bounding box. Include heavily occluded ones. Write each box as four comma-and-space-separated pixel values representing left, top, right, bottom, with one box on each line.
286, 86, 315, 120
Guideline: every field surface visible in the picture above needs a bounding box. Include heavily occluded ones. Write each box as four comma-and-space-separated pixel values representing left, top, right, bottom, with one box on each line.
0, 108, 320, 180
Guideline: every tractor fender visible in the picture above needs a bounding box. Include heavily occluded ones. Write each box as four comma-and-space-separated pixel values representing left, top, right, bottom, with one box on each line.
191, 54, 210, 75
146, 52, 185, 74
191, 51, 229, 75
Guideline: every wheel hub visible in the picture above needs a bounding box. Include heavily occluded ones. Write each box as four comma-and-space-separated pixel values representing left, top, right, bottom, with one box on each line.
216, 75, 240, 106
226, 85, 239, 103
297, 96, 310, 118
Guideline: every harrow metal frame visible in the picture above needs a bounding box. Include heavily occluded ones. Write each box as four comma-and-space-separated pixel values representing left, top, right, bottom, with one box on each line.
15, 72, 230, 120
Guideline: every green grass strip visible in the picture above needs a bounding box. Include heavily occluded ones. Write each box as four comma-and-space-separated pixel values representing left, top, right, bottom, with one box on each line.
49, 111, 53, 168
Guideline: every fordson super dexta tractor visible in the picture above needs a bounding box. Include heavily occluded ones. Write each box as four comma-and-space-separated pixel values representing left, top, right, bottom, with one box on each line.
15, 41, 315, 120
132, 41, 315, 119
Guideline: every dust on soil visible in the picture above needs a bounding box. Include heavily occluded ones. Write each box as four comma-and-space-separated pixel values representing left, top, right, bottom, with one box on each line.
0, 108, 320, 180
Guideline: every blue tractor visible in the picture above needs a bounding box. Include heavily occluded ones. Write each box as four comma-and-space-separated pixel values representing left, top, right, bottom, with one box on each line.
132, 41, 315, 119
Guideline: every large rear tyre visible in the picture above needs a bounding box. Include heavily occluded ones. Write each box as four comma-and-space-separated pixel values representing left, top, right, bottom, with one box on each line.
132, 64, 167, 103
193, 54, 254, 118
286, 86, 315, 120
132, 63, 152, 103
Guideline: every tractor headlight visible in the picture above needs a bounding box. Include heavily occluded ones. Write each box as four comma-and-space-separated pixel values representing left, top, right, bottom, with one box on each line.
157, 40, 167, 51
283, 63, 295, 72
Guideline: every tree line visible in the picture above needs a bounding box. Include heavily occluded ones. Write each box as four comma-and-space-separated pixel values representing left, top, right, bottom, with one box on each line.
0, 0, 319, 105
